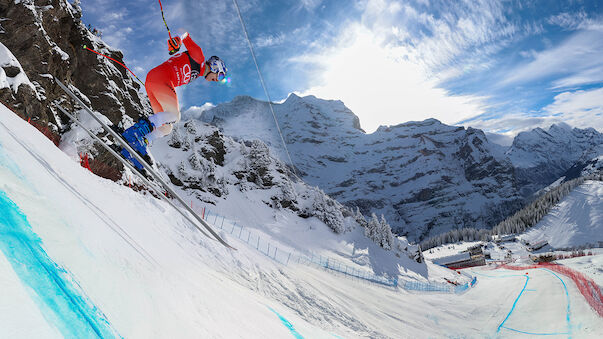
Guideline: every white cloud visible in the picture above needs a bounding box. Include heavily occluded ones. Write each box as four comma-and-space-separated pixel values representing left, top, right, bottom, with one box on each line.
291, 0, 520, 132
462, 114, 557, 137
97, 25, 134, 50
552, 66, 603, 89
297, 0, 322, 11
295, 24, 488, 132
548, 11, 588, 30
542, 87, 603, 130
366, 0, 514, 73
102, 11, 127, 23
254, 34, 286, 48
502, 28, 603, 87
461, 87, 603, 137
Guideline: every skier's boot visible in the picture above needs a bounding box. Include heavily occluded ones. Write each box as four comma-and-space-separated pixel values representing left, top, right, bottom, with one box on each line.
121, 117, 154, 170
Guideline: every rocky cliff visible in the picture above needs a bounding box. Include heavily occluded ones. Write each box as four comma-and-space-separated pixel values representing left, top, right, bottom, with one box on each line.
0, 0, 149, 130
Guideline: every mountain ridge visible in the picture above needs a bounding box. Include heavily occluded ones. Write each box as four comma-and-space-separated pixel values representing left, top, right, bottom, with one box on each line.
199, 94, 603, 241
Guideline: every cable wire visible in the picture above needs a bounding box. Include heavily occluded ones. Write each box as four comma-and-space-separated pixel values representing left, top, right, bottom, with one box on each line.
232, 0, 300, 179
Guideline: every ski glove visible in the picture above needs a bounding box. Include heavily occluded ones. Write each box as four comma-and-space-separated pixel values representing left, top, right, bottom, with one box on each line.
168, 36, 181, 55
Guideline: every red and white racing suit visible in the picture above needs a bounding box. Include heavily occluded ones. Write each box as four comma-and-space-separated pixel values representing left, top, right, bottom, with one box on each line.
145, 34, 206, 140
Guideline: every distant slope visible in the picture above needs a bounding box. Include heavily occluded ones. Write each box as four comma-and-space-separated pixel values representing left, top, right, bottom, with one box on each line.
521, 180, 603, 249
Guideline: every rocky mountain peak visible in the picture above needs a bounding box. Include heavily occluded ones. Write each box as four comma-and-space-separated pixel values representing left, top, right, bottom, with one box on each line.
279, 93, 363, 132
506, 123, 603, 196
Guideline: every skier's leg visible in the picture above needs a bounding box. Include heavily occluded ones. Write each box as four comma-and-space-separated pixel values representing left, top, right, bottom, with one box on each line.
145, 65, 181, 132
145, 80, 180, 140
145, 65, 175, 113
146, 123, 173, 140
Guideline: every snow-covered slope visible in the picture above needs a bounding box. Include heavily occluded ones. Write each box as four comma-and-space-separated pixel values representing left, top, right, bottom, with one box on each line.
520, 180, 603, 249
558, 253, 603, 287
3, 101, 603, 338
200, 94, 525, 241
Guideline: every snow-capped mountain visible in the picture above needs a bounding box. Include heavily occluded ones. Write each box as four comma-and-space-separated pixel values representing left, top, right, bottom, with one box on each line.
200, 95, 521, 241
199, 95, 603, 242
507, 123, 603, 195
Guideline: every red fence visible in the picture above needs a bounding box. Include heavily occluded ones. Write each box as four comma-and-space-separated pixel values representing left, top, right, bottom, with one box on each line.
500, 263, 603, 317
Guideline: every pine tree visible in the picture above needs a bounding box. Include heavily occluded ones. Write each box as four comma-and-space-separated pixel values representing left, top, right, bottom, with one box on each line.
365, 213, 379, 240
379, 214, 394, 250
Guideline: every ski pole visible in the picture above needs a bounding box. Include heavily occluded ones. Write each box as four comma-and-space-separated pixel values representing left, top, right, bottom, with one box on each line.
158, 0, 174, 40
158, 0, 181, 55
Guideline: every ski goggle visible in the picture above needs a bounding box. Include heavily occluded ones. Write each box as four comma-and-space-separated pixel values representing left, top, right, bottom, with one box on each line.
217, 72, 226, 81
219, 75, 231, 85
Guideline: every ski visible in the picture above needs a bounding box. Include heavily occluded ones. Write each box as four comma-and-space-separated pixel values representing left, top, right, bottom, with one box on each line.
55, 78, 236, 250
55, 104, 192, 225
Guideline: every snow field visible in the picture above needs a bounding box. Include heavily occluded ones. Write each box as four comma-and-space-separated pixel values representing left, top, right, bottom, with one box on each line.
0, 251, 62, 338
559, 253, 603, 288
2, 104, 602, 338
469, 265, 603, 337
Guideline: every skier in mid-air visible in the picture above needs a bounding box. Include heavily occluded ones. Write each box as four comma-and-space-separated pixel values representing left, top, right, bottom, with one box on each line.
121, 32, 227, 168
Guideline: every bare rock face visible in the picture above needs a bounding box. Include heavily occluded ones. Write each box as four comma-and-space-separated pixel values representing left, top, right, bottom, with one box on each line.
0, 0, 149, 128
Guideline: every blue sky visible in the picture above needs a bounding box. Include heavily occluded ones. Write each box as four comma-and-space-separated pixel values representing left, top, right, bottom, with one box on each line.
80, 0, 603, 141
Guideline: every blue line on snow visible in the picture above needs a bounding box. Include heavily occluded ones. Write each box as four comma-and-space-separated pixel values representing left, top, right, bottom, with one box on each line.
268, 307, 305, 339
497, 274, 530, 333
500, 326, 569, 335
0, 190, 119, 338
540, 268, 572, 336
492, 268, 573, 336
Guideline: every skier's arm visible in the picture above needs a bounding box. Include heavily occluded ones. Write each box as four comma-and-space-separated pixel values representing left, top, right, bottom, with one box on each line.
181, 32, 205, 64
